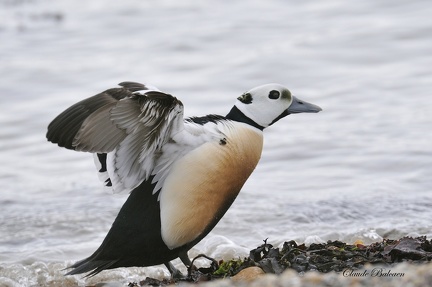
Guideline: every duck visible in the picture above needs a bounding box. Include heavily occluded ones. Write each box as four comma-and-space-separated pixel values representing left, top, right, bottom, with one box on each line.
46, 81, 321, 277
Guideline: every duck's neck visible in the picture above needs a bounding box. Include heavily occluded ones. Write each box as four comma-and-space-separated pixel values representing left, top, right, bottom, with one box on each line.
226, 106, 264, 131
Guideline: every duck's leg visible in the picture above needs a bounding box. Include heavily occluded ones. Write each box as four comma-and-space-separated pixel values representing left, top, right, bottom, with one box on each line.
164, 262, 185, 280
179, 251, 192, 267
179, 251, 197, 276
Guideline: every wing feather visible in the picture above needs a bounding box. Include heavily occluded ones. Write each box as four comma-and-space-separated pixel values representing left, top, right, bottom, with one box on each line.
46, 82, 184, 193
47, 88, 131, 150
110, 97, 143, 134
73, 103, 127, 152
109, 91, 184, 192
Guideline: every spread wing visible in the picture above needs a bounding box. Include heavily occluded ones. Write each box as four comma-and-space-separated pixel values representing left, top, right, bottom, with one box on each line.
46, 82, 184, 193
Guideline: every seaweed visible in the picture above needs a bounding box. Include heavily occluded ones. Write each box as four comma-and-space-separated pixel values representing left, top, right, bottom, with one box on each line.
138, 236, 432, 286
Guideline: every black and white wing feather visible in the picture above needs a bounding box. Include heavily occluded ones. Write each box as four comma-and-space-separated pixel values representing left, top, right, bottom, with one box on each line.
46, 82, 184, 193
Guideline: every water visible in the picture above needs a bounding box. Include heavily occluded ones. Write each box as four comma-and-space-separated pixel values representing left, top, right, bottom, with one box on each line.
1, 0, 432, 285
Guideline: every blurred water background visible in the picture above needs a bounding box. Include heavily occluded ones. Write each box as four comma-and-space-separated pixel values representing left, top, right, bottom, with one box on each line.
1, 0, 431, 286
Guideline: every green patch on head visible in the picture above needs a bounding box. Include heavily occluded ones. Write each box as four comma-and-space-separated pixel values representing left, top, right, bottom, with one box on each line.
281, 89, 292, 101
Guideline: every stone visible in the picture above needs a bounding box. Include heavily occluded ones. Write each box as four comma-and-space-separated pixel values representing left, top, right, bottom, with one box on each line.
231, 267, 265, 282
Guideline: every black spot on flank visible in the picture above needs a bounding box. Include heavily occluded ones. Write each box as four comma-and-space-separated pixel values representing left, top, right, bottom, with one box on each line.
219, 138, 227, 145
268, 90, 280, 100
186, 115, 226, 125
237, 93, 253, 104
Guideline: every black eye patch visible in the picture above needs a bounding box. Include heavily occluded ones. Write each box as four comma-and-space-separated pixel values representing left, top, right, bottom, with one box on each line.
268, 90, 280, 99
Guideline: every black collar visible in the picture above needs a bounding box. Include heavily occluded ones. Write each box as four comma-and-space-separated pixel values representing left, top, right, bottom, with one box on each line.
225, 106, 264, 131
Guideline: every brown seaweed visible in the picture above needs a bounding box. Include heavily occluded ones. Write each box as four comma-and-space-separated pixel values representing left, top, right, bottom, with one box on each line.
136, 236, 432, 286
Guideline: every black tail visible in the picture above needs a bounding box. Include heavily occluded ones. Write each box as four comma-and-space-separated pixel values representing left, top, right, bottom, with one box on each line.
64, 178, 182, 277
65, 257, 119, 277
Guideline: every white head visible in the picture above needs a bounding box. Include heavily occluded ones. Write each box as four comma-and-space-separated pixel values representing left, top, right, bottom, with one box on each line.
233, 83, 322, 129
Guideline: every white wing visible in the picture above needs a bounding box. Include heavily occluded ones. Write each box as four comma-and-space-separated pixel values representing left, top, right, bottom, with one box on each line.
47, 82, 184, 193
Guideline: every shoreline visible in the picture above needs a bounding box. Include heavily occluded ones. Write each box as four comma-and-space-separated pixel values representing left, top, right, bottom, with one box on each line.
197, 262, 432, 287
134, 236, 432, 286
